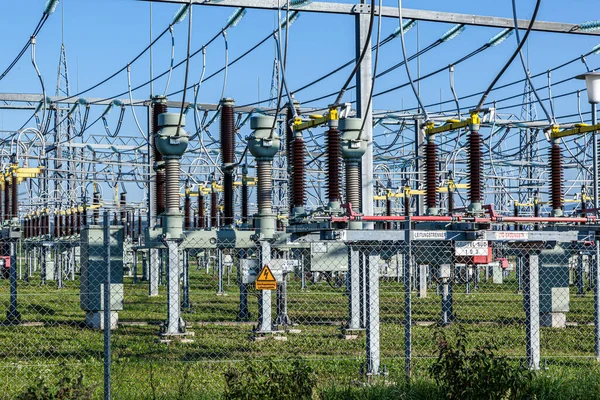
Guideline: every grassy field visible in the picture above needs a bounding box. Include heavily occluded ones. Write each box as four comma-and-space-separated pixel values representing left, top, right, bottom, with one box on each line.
1, 261, 599, 398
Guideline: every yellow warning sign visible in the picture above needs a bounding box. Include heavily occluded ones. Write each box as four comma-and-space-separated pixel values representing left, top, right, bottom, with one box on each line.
255, 265, 277, 290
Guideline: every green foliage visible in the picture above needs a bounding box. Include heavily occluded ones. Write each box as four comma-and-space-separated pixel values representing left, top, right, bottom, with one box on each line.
224, 357, 316, 400
429, 326, 533, 400
16, 364, 96, 400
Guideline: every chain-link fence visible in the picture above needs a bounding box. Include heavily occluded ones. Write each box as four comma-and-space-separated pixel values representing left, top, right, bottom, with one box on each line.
2, 219, 600, 398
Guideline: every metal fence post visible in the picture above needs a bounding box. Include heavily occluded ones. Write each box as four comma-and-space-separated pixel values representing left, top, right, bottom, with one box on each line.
404, 221, 412, 378
595, 240, 600, 360
524, 252, 540, 370
103, 211, 111, 400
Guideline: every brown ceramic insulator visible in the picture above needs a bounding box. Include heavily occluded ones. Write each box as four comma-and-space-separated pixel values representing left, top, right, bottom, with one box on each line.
425, 141, 438, 210
4, 179, 9, 221
120, 192, 127, 226
93, 191, 100, 224
76, 210, 81, 234
326, 128, 341, 203
53, 214, 58, 238
286, 107, 295, 213
468, 129, 482, 202
152, 101, 167, 162
386, 197, 392, 230
198, 193, 205, 229
549, 144, 563, 211
11, 174, 16, 220
60, 213, 65, 237
220, 102, 235, 226
223, 173, 234, 226
152, 101, 167, 217
156, 171, 166, 217
241, 180, 248, 225
292, 137, 306, 208
220, 103, 235, 165
184, 193, 192, 230
138, 211, 143, 238
277, 218, 283, 231
210, 191, 218, 228
404, 194, 410, 217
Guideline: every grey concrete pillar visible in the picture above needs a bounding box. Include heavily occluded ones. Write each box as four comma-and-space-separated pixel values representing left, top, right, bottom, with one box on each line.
257, 240, 272, 333
149, 248, 159, 296
365, 250, 380, 376
524, 253, 540, 370
347, 246, 362, 330
165, 240, 182, 335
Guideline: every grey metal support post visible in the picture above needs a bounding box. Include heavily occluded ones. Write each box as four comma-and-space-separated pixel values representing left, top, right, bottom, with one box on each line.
365, 249, 380, 376
217, 249, 225, 295
103, 211, 111, 400
404, 225, 412, 378
182, 249, 190, 309
257, 240, 272, 333
356, 0, 374, 226
149, 248, 159, 296
592, 103, 598, 210
595, 240, 600, 360
577, 253, 585, 296
347, 245, 362, 331
165, 240, 182, 335
6, 240, 21, 323
524, 252, 540, 370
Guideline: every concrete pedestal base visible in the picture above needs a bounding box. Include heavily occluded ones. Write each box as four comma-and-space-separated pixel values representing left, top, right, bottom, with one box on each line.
86, 311, 119, 330
540, 312, 566, 328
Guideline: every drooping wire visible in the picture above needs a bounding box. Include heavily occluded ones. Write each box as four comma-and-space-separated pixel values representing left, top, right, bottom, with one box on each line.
332, 0, 375, 106
476, 0, 541, 110
177, 0, 193, 134
397, 0, 428, 120
163, 27, 176, 96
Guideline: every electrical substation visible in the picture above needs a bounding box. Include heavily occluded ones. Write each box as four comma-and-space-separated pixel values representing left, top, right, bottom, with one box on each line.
2, 0, 600, 396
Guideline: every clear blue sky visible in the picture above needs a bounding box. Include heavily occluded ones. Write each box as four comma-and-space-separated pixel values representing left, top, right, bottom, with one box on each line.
0, 0, 598, 126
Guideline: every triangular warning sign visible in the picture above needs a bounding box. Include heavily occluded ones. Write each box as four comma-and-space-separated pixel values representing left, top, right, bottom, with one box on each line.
256, 265, 277, 290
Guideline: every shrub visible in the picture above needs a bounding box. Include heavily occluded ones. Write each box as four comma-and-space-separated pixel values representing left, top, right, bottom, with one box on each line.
429, 326, 533, 400
17, 364, 96, 400
224, 357, 316, 400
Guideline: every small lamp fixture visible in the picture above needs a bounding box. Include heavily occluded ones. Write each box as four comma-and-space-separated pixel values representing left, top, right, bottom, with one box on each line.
576, 71, 600, 104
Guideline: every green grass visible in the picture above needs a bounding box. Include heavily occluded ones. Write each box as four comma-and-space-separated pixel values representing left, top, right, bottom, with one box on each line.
1, 263, 600, 398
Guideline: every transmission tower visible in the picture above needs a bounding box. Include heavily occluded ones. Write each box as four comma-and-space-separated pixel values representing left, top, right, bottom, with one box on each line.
518, 71, 539, 213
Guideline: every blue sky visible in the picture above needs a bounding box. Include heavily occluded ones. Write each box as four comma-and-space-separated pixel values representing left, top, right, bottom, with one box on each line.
1, 0, 598, 126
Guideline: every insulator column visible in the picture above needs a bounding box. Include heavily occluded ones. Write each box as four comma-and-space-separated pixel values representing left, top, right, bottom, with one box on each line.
292, 136, 306, 215
210, 188, 218, 229
326, 126, 341, 209
287, 101, 302, 216
257, 161, 272, 215
340, 118, 367, 227
93, 188, 100, 225
220, 98, 235, 227
164, 159, 180, 214
184, 188, 192, 231
467, 118, 483, 213
198, 192, 205, 229
4, 177, 10, 221
152, 97, 168, 219
120, 193, 127, 235
345, 161, 360, 209
10, 170, 17, 221
241, 166, 249, 228
549, 140, 564, 217
425, 135, 439, 215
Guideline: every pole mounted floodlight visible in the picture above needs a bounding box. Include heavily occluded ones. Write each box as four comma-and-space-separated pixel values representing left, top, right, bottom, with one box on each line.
576, 71, 600, 104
